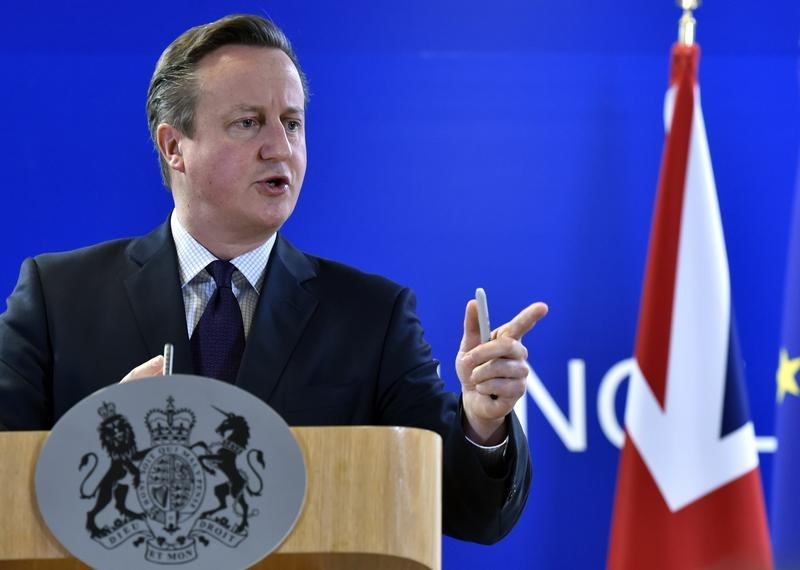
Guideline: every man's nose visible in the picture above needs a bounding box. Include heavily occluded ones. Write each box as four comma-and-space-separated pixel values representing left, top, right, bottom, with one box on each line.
258, 120, 292, 161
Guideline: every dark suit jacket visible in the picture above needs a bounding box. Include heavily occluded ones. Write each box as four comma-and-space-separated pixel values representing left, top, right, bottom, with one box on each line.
0, 221, 531, 543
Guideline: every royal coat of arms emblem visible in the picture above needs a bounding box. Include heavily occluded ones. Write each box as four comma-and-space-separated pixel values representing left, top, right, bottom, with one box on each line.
36, 375, 306, 569
78, 396, 265, 563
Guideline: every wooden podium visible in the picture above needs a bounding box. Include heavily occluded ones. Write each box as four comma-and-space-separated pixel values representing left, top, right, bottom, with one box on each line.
0, 427, 441, 570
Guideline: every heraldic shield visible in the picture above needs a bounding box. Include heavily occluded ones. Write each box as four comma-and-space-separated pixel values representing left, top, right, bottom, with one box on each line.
35, 375, 307, 570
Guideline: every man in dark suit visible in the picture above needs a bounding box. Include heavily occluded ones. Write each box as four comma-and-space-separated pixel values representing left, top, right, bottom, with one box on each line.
0, 14, 547, 544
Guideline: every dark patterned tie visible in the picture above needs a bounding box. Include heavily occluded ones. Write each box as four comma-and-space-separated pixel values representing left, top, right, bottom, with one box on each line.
190, 260, 245, 383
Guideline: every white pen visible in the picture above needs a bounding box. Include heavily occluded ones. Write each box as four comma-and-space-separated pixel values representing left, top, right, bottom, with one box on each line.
475, 287, 491, 344
162, 343, 174, 376
475, 288, 498, 400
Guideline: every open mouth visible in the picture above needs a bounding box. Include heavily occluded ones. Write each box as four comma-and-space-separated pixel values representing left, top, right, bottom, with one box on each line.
262, 175, 290, 189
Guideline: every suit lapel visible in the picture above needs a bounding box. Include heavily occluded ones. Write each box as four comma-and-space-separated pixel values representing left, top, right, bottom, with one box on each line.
123, 222, 193, 374
236, 234, 318, 403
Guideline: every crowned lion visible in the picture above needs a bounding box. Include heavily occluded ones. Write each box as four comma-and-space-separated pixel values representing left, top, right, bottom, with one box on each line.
79, 402, 148, 538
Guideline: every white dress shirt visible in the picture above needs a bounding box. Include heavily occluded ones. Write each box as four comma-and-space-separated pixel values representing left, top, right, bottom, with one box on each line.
170, 212, 275, 338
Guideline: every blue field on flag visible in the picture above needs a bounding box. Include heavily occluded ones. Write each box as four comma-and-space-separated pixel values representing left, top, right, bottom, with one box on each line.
771, 169, 800, 570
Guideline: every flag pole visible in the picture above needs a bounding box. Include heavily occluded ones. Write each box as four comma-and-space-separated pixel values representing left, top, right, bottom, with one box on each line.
677, 0, 700, 46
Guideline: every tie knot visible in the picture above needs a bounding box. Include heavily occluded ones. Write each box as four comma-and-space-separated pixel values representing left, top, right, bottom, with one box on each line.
206, 260, 236, 289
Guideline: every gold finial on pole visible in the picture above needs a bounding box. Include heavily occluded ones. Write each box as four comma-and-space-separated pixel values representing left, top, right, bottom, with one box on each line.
677, 0, 700, 46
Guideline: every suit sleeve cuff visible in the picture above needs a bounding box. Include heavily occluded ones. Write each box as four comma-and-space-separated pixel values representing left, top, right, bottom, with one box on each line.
464, 432, 509, 472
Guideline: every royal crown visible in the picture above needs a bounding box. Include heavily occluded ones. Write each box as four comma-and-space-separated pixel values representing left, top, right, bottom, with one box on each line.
145, 396, 195, 445
97, 401, 117, 420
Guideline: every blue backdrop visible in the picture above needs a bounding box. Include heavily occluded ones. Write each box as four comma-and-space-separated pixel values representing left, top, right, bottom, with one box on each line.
2, 2, 798, 567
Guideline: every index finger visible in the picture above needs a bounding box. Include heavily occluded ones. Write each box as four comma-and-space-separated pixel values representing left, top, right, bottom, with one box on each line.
496, 302, 548, 341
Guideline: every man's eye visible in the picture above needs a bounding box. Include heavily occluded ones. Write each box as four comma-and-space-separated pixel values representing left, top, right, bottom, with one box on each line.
238, 118, 259, 129
285, 120, 301, 132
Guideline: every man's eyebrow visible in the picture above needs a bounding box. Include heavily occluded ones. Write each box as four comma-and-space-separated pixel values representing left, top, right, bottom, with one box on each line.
226, 104, 305, 116
228, 104, 264, 114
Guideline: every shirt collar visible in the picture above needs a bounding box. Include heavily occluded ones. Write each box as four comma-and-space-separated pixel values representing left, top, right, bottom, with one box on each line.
170, 211, 275, 293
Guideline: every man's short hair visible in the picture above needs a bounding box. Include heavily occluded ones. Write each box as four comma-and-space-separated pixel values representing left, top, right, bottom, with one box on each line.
146, 14, 309, 188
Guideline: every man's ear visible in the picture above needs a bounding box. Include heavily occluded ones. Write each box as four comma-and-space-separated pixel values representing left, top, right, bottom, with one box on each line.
156, 123, 185, 173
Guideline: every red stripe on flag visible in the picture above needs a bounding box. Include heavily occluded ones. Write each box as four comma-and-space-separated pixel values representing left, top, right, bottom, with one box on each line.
634, 44, 698, 407
608, 438, 772, 570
